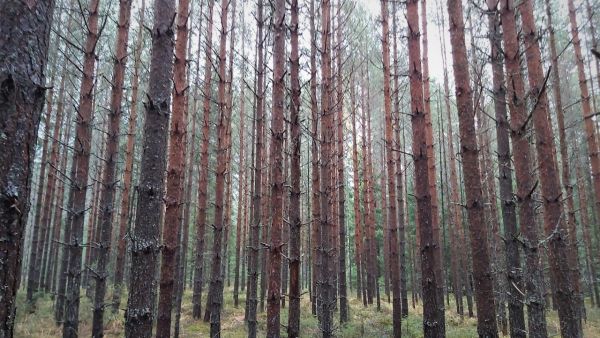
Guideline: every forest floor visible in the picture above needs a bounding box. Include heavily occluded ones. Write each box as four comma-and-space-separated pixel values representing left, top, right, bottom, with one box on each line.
14, 287, 600, 337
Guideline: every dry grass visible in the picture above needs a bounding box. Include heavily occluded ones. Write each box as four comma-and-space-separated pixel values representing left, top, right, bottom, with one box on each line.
14, 288, 600, 337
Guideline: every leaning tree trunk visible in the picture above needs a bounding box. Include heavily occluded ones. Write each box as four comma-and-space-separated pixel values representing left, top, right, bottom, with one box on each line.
92, 1, 133, 336
0, 1, 54, 334
124, 0, 176, 335
155, 0, 190, 335
447, 0, 498, 336
62, 0, 101, 336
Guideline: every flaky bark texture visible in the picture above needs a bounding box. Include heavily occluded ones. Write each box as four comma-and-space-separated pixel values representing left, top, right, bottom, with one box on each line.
406, 0, 445, 335
113, 0, 145, 312
0, 2, 54, 334
381, 1, 401, 336
124, 0, 175, 336
522, 0, 581, 335
155, 0, 190, 335
62, 0, 100, 336
287, 0, 302, 335
192, 0, 215, 319
447, 0, 498, 336
486, 1, 526, 335
92, 1, 133, 336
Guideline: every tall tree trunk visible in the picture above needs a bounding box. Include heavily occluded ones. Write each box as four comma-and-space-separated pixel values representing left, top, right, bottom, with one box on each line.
246, 0, 265, 334
380, 1, 401, 335
288, 0, 302, 335
406, 0, 445, 335
485, 1, 526, 335
0, 2, 54, 332
420, 0, 445, 314
192, 0, 215, 319
27, 103, 53, 304
92, 1, 133, 336
309, 0, 321, 316
266, 0, 286, 334
447, 0, 498, 336
155, 0, 190, 335
547, 0, 585, 325
124, 0, 176, 335
233, 17, 247, 307
62, 0, 101, 335
204, 0, 230, 335
567, 0, 600, 263
500, 1, 549, 335
335, 0, 348, 323
350, 78, 363, 303
319, 0, 335, 335
112, 0, 145, 312
522, 0, 582, 335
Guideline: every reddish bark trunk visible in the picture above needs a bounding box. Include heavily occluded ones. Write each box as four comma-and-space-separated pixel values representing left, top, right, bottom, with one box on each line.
112, 0, 145, 312
62, 0, 101, 335
381, 1, 402, 335
92, 1, 133, 336
407, 0, 445, 335
447, 0, 498, 336
287, 0, 302, 335
192, 0, 215, 319
523, 0, 581, 335
246, 1, 265, 334
155, 0, 190, 335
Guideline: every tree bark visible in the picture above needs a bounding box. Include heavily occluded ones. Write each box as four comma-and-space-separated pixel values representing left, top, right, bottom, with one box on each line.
485, 1, 526, 335
287, 0, 301, 335
246, 0, 265, 335
204, 0, 230, 335
124, 0, 176, 335
91, 1, 133, 336
0, 0, 54, 329
319, 0, 335, 335
522, 0, 581, 335
407, 0, 445, 335
192, 0, 215, 319
62, 0, 101, 335
112, 0, 145, 312
155, 0, 190, 335
447, 0, 498, 336
380, 1, 401, 336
